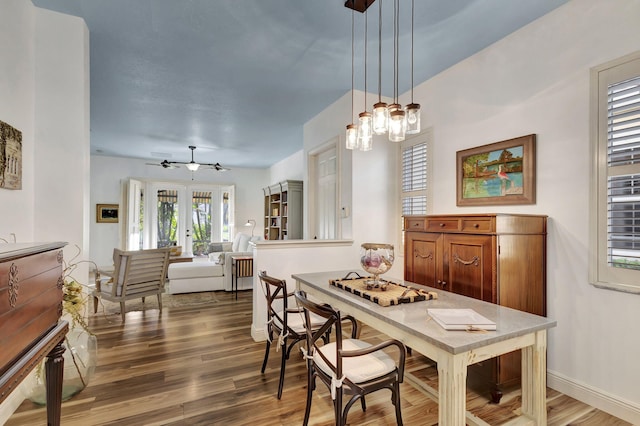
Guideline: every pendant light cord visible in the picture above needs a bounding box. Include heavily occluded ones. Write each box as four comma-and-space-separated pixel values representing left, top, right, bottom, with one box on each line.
411, 0, 415, 103
351, 7, 354, 122
377, 0, 382, 102
393, 0, 399, 104
364, 8, 368, 108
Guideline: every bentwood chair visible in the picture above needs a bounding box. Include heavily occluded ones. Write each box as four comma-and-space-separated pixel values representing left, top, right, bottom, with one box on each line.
259, 271, 329, 399
92, 248, 171, 322
294, 290, 406, 426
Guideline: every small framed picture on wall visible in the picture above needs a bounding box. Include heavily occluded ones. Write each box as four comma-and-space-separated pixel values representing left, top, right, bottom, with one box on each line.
96, 204, 119, 223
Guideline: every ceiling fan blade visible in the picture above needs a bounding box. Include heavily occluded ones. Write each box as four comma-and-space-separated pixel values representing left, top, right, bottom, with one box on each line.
146, 161, 180, 169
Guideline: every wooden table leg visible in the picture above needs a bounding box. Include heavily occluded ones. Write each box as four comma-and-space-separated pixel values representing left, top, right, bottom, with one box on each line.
521, 330, 547, 425
45, 339, 66, 426
438, 351, 468, 426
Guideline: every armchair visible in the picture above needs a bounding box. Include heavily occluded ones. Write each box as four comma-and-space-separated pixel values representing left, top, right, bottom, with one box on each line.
92, 247, 170, 321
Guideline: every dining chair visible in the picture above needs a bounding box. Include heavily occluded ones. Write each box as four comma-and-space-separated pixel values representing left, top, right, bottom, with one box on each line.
294, 289, 406, 426
92, 247, 171, 322
259, 271, 329, 399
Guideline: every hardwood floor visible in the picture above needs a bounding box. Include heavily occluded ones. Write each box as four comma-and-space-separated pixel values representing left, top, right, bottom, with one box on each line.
7, 290, 631, 426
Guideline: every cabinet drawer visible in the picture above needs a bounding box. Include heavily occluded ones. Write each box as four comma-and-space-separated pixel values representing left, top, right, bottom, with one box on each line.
461, 218, 493, 233
405, 217, 426, 231
426, 219, 459, 232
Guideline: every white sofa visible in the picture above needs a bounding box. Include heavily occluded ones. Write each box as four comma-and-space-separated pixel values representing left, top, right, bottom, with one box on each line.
167, 233, 260, 294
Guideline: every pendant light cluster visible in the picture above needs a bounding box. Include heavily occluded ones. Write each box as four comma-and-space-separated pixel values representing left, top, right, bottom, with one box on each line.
345, 0, 421, 151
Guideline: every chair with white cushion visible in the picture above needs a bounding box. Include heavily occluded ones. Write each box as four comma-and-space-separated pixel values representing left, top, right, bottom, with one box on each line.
92, 247, 170, 322
294, 289, 406, 426
258, 271, 330, 399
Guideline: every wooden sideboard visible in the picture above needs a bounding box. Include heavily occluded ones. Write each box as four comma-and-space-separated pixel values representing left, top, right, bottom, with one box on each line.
404, 214, 547, 402
0, 242, 68, 425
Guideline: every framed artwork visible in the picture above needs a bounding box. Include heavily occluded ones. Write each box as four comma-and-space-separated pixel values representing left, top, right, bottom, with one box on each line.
456, 134, 536, 206
0, 119, 23, 190
96, 204, 119, 223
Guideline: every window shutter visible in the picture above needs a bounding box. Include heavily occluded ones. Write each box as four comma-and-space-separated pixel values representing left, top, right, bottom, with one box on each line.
607, 75, 640, 270
402, 141, 427, 215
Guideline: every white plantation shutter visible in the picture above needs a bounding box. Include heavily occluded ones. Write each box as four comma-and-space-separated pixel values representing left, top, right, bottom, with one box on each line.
591, 52, 640, 293
401, 130, 431, 216
607, 75, 640, 271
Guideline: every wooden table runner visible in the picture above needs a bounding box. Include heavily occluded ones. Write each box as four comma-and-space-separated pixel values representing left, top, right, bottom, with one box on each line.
329, 273, 437, 307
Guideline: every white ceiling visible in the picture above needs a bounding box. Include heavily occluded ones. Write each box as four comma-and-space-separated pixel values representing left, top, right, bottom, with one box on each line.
32, 0, 567, 169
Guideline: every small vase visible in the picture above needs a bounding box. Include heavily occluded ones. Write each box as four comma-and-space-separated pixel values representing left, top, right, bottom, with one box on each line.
24, 329, 97, 405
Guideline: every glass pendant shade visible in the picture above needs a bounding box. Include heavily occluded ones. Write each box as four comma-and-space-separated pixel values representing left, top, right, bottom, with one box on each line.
372, 102, 389, 135
346, 124, 358, 150
186, 162, 200, 171
405, 103, 421, 134
388, 109, 406, 142
357, 112, 373, 151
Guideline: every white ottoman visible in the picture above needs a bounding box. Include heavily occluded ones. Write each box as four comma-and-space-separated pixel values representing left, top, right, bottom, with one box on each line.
167, 261, 225, 294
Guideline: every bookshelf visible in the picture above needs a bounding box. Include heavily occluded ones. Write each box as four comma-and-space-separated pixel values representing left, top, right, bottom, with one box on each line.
263, 180, 302, 240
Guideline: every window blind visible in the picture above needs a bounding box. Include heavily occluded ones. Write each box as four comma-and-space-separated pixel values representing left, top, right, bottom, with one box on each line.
402, 142, 427, 215
607, 75, 640, 270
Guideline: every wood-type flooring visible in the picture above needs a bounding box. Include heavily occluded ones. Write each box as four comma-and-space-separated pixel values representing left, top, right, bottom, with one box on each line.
6, 290, 631, 425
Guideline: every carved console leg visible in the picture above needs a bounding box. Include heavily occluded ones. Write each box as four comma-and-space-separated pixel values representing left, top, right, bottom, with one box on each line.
45, 340, 66, 426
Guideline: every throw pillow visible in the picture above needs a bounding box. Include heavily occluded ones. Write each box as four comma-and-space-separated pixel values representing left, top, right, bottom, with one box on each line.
208, 243, 225, 253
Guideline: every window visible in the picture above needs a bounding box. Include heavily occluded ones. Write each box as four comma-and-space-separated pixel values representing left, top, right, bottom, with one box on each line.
401, 128, 432, 216
590, 52, 640, 293
125, 179, 234, 257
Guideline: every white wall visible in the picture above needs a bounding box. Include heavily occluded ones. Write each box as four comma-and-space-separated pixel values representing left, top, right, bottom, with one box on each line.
419, 0, 640, 421
0, 1, 89, 422
300, 0, 640, 422
90, 155, 269, 265
0, 1, 35, 243
34, 8, 91, 258
269, 149, 304, 183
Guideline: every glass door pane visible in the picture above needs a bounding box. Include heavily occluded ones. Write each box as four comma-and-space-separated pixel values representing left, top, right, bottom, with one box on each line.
191, 190, 212, 256
157, 189, 179, 248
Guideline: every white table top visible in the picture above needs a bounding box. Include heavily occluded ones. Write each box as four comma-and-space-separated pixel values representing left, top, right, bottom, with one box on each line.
293, 270, 556, 355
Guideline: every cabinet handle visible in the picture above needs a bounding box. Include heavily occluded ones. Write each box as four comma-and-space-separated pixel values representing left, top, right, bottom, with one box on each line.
439, 223, 445, 227
414, 250, 433, 260
453, 253, 480, 266
413, 223, 420, 227
441, 281, 447, 287
473, 223, 479, 228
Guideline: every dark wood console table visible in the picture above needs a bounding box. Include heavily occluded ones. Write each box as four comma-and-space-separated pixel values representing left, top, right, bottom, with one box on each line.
0, 242, 68, 425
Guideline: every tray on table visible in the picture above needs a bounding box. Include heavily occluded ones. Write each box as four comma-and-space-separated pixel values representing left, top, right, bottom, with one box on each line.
329, 272, 437, 307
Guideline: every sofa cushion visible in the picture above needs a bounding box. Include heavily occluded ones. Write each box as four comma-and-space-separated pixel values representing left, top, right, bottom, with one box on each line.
168, 262, 224, 280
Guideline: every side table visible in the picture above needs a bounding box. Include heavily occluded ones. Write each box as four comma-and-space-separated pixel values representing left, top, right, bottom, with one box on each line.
231, 255, 253, 300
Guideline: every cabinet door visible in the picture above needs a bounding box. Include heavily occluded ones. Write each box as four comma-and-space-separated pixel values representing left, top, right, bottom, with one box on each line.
404, 232, 442, 287
443, 234, 495, 302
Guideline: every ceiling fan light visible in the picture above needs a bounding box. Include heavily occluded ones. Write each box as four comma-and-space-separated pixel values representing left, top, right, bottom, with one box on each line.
186, 162, 200, 171
405, 103, 421, 134
388, 109, 406, 142
346, 124, 358, 150
372, 102, 388, 135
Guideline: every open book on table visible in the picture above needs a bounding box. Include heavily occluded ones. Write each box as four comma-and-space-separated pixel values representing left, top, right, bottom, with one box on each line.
427, 308, 497, 331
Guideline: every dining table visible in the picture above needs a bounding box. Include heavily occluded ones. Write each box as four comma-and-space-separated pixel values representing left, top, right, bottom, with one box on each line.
293, 270, 557, 426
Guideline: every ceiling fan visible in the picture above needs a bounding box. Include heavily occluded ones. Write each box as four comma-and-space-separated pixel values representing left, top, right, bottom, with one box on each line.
146, 146, 230, 171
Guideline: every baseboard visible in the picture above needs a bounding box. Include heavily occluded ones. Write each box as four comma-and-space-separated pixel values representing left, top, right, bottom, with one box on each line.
548, 370, 640, 425
251, 323, 266, 342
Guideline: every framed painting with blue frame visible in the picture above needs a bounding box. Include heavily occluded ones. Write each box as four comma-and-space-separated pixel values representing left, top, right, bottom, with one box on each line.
456, 134, 536, 206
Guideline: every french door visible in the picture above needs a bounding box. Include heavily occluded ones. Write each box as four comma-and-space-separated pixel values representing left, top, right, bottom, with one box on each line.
126, 179, 234, 256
